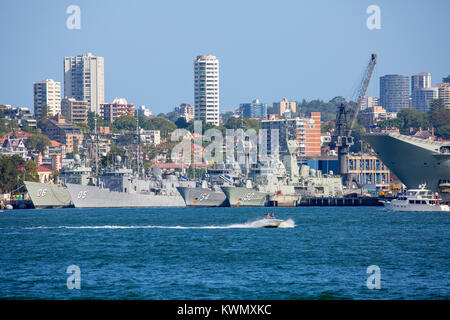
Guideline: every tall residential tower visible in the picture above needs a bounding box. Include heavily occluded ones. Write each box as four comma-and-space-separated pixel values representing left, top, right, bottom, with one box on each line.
64, 53, 105, 114
194, 55, 219, 125
379, 74, 410, 112
33, 79, 61, 118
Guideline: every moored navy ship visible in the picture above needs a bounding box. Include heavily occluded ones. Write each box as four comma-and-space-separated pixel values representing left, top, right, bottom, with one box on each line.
66, 162, 195, 208
363, 132, 450, 202
222, 140, 302, 207
177, 163, 241, 207
24, 155, 92, 209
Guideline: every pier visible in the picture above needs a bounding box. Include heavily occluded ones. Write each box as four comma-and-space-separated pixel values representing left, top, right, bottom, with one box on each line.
299, 196, 383, 207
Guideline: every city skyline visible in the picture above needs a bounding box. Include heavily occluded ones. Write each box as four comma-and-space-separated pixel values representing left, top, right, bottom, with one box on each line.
1, 0, 449, 114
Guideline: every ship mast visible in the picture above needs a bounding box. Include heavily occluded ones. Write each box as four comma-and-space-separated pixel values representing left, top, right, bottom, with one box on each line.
136, 112, 140, 178
94, 114, 99, 186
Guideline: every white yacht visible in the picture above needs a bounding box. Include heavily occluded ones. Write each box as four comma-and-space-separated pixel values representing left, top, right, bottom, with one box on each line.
382, 184, 449, 212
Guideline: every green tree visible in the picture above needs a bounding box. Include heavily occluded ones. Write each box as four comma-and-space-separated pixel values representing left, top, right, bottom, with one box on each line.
0, 119, 19, 135
428, 99, 450, 139
0, 155, 38, 193
24, 133, 51, 154
112, 115, 137, 132
141, 117, 177, 138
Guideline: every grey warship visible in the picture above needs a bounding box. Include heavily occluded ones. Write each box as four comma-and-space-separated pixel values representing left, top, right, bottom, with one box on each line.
66, 163, 194, 208
363, 132, 450, 202
222, 140, 302, 207
176, 163, 242, 207
24, 155, 92, 209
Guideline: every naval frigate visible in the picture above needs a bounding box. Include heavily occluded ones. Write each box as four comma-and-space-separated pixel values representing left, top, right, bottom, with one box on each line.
176, 163, 242, 207
66, 165, 194, 208
24, 156, 92, 209
363, 132, 450, 202
221, 140, 302, 207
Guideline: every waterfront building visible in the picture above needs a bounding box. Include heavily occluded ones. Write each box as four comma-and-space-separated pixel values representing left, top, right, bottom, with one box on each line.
272, 98, 296, 117
61, 97, 89, 123
100, 98, 134, 123
379, 74, 410, 112
437, 83, 450, 109
33, 79, 61, 118
240, 99, 267, 119
45, 114, 83, 153
346, 154, 391, 191
64, 53, 105, 114
360, 96, 379, 110
175, 103, 195, 122
194, 55, 220, 126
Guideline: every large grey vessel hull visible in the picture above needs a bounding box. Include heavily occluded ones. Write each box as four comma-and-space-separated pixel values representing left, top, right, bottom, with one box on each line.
221, 186, 268, 207
66, 183, 186, 208
363, 133, 450, 202
24, 181, 73, 209
177, 187, 227, 207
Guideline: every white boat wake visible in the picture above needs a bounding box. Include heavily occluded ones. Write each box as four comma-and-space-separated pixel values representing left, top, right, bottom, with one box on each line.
22, 218, 296, 230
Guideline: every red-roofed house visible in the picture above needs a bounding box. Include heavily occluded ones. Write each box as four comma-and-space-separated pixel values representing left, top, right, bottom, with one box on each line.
36, 165, 52, 183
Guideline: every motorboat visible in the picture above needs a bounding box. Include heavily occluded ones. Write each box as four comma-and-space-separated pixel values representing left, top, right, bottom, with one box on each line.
382, 184, 449, 212
262, 217, 285, 228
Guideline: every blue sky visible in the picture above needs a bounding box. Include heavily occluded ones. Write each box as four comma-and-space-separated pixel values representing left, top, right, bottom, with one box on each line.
0, 0, 449, 114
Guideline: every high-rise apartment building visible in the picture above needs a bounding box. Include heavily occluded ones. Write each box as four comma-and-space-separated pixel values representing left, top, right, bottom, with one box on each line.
379, 74, 410, 112
194, 55, 219, 126
64, 53, 105, 114
33, 79, 61, 118
437, 83, 450, 109
411, 72, 431, 92
411, 72, 437, 112
412, 88, 438, 112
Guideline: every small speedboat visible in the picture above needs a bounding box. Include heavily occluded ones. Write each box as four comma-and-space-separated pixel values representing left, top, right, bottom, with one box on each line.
262, 218, 284, 228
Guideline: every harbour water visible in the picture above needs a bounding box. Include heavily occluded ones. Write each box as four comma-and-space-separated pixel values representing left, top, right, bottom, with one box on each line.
0, 207, 448, 299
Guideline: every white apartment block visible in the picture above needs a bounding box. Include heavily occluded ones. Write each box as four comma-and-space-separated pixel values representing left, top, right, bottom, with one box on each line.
64, 53, 105, 114
33, 79, 61, 118
360, 96, 379, 110
194, 55, 219, 126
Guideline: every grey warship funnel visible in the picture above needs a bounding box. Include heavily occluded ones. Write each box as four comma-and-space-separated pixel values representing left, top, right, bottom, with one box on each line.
363, 132, 450, 202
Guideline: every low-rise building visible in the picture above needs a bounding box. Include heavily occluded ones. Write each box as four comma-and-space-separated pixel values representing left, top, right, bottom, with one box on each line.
100, 98, 134, 123
61, 97, 89, 123
239, 99, 267, 119
0, 137, 28, 159
174, 103, 195, 122
359, 106, 397, 128
273, 98, 296, 118
45, 114, 83, 153
140, 129, 161, 145
0, 106, 36, 128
